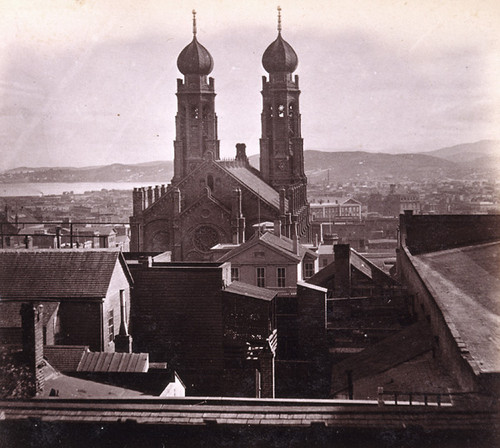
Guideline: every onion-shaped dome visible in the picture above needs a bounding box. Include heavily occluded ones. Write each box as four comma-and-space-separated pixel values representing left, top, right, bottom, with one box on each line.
262, 33, 298, 73
177, 37, 214, 75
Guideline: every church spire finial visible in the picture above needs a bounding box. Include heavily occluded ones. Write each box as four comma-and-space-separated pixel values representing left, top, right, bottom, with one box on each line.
277, 6, 282, 34
192, 9, 197, 38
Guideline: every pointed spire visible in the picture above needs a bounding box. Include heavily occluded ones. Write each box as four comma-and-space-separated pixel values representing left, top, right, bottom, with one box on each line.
277, 6, 282, 34
192, 9, 197, 38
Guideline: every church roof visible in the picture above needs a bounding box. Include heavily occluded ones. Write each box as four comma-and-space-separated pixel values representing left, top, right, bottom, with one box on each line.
177, 37, 214, 75
262, 33, 298, 73
223, 164, 284, 210
177, 12, 213, 76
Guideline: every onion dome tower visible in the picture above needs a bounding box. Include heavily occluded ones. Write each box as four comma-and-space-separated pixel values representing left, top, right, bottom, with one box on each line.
173, 10, 219, 183
259, 7, 308, 237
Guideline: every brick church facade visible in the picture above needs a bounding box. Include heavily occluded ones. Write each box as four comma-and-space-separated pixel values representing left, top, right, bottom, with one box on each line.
130, 11, 310, 261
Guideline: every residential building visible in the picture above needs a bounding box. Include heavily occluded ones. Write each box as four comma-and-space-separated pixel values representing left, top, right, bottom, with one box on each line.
125, 257, 277, 397
215, 228, 318, 297
0, 249, 133, 352
310, 198, 362, 221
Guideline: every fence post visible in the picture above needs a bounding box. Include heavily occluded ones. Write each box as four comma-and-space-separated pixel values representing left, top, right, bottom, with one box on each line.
377, 387, 384, 406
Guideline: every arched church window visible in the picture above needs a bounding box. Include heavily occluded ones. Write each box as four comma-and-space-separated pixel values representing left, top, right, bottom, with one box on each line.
193, 225, 219, 252
207, 174, 214, 191
278, 104, 285, 118
202, 105, 209, 120
288, 103, 295, 118
267, 104, 273, 118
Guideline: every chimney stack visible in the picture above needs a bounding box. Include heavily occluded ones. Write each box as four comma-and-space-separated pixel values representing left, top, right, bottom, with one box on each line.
235, 143, 248, 163
55, 226, 61, 249
291, 218, 299, 256
20, 303, 45, 396
274, 219, 282, 238
334, 244, 351, 297
114, 290, 133, 353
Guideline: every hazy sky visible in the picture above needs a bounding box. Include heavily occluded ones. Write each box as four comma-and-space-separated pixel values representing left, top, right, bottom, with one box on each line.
0, 0, 499, 170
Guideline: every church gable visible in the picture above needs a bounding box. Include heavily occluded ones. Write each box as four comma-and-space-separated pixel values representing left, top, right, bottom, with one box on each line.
179, 188, 232, 261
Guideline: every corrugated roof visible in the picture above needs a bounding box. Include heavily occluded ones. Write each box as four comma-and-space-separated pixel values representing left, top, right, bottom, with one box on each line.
224, 165, 282, 210
77, 352, 149, 373
224, 281, 276, 301
0, 249, 128, 299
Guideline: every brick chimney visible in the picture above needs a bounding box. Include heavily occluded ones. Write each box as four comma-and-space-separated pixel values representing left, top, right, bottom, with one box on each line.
20, 303, 45, 396
114, 290, 133, 353
235, 143, 248, 163
291, 219, 299, 256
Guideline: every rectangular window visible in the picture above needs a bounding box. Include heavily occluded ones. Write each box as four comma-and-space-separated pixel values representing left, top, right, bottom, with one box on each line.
256, 267, 266, 288
304, 262, 315, 279
277, 267, 286, 288
108, 310, 114, 343
231, 267, 240, 282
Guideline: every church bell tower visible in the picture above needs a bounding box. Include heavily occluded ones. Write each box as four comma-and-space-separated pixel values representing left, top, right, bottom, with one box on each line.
173, 10, 219, 183
260, 7, 308, 224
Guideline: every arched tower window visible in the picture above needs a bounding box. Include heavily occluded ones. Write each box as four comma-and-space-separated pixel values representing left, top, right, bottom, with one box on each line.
191, 105, 199, 119
207, 174, 214, 191
277, 104, 285, 118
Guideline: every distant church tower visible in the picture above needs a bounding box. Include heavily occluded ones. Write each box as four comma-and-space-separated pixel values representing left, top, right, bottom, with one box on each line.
260, 7, 309, 237
130, 9, 310, 256
172, 10, 220, 184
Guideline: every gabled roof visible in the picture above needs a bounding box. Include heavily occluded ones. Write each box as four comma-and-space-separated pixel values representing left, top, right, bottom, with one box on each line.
306, 246, 396, 287
0, 249, 132, 299
222, 165, 283, 210
219, 232, 316, 264
224, 281, 277, 301
180, 186, 231, 219
350, 249, 397, 284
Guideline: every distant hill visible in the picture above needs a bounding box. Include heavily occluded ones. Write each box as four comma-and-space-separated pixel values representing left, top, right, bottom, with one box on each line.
0, 162, 173, 183
423, 139, 500, 163
252, 148, 494, 183
302, 151, 467, 183
1, 140, 497, 184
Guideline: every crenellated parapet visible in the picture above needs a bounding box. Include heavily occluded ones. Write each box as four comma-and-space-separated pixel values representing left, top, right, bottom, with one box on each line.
132, 184, 169, 215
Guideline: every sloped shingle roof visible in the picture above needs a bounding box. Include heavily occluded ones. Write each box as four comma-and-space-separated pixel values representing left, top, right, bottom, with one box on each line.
0, 249, 129, 299
224, 281, 277, 302
223, 165, 284, 210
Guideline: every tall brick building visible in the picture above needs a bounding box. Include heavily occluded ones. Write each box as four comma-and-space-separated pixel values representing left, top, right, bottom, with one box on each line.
130, 10, 310, 260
